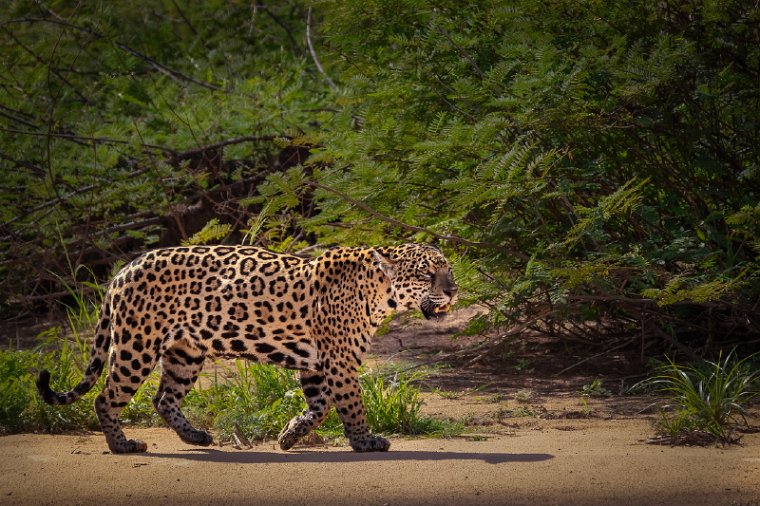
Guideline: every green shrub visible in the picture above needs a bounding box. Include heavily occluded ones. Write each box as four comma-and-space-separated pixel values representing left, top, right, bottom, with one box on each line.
0, 337, 100, 434
641, 350, 760, 444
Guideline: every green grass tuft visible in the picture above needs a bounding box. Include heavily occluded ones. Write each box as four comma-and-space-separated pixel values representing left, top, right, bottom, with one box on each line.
360, 369, 460, 437
640, 350, 759, 445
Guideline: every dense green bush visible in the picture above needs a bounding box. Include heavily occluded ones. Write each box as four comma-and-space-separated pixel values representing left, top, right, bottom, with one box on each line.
0, 1, 326, 307
301, 0, 760, 352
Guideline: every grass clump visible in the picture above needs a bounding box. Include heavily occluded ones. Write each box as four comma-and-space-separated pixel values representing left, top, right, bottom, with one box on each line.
184, 361, 339, 443
185, 361, 462, 444
641, 350, 759, 445
0, 328, 162, 435
360, 369, 461, 437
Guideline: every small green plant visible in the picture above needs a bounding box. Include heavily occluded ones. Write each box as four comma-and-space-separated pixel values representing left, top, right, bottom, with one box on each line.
579, 395, 593, 418
1, 333, 100, 434
514, 359, 534, 373
513, 389, 533, 403
509, 405, 549, 418
433, 382, 489, 400
183, 361, 341, 442
640, 350, 760, 445
580, 379, 612, 397
434, 388, 463, 400
182, 219, 233, 246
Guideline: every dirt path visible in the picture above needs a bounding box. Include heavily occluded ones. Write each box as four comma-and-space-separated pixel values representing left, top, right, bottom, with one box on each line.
2, 424, 759, 506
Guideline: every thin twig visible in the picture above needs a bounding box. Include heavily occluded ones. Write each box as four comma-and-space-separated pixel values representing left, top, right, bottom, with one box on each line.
171, 0, 197, 35
0, 167, 151, 228
0, 153, 45, 177
173, 134, 283, 159
648, 325, 701, 362
259, 4, 302, 56
2, 27, 91, 105
0, 127, 174, 153
553, 337, 637, 377
435, 24, 484, 78
0, 109, 38, 129
305, 8, 337, 91
123, 41, 226, 92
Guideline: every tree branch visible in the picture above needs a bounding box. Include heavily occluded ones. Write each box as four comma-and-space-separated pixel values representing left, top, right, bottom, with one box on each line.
259, 4, 302, 57
0, 127, 175, 153
173, 134, 284, 159
0, 152, 45, 177
171, 0, 198, 35
2, 26, 91, 105
0, 167, 151, 228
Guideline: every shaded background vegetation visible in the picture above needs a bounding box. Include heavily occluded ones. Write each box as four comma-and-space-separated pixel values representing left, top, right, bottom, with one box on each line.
2, 0, 759, 359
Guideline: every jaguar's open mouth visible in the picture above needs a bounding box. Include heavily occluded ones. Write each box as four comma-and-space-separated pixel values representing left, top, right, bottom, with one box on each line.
421, 303, 451, 320
433, 304, 451, 315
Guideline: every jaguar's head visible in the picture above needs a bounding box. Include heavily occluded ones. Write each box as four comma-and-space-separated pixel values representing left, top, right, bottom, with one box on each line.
374, 244, 458, 320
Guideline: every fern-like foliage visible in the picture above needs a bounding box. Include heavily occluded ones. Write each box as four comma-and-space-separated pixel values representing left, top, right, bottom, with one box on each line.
182, 219, 232, 246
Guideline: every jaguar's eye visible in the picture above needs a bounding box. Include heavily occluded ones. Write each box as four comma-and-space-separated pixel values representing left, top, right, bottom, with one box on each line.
418, 273, 434, 282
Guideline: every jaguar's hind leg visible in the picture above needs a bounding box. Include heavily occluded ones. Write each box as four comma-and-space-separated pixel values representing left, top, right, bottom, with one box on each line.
95, 347, 157, 454
153, 346, 211, 446
278, 370, 331, 450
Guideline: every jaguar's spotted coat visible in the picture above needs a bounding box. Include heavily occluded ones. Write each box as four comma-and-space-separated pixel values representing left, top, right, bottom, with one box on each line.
37, 243, 457, 453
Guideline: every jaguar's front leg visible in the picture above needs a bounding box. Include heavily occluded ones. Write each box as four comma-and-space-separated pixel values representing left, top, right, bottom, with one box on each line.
330, 366, 390, 452
278, 370, 331, 450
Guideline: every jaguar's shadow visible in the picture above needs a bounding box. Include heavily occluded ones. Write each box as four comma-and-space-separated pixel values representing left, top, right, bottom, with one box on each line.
143, 448, 553, 465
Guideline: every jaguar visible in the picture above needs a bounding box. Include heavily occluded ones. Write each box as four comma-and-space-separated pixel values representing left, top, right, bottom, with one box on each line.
37, 243, 457, 453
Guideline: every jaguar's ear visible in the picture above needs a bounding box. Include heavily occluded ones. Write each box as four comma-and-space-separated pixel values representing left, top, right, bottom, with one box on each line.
372, 249, 397, 281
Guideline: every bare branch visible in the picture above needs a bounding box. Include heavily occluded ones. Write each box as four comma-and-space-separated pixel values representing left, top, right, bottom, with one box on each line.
0, 109, 38, 129
171, 0, 198, 35
173, 134, 285, 159
436, 24, 484, 78
305, 8, 337, 91
259, 4, 302, 57
0, 152, 45, 177
0, 167, 151, 228
0, 127, 175, 153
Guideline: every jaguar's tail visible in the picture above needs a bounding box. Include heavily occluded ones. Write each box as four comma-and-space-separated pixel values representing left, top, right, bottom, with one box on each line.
37, 297, 112, 405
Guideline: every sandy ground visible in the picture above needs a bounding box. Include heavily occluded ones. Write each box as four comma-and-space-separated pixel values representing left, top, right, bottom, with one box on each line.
2, 307, 760, 505
2, 423, 759, 506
